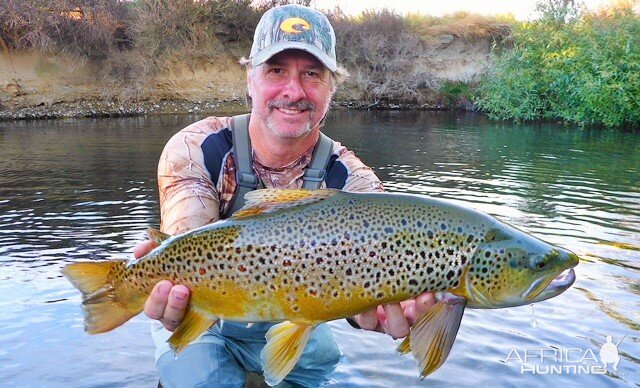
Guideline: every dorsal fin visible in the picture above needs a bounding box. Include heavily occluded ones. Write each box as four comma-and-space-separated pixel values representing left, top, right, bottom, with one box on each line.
147, 228, 171, 244
230, 189, 338, 220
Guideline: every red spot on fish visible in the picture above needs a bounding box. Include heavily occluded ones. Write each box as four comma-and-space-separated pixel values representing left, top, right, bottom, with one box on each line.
238, 265, 247, 272
283, 259, 292, 267
199, 268, 207, 275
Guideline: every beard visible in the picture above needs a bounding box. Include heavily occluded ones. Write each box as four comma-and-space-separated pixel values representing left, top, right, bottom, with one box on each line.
265, 98, 318, 138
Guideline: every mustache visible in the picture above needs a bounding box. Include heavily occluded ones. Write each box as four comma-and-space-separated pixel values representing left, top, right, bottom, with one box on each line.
268, 99, 315, 111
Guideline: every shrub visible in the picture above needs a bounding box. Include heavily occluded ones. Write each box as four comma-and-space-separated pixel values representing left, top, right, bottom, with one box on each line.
0, 0, 132, 59
476, 0, 640, 128
329, 9, 424, 104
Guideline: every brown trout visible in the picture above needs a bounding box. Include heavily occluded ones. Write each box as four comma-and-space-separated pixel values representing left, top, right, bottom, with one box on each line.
62, 189, 578, 385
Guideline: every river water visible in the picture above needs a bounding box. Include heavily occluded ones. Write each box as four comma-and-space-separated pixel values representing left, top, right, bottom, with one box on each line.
0, 110, 638, 387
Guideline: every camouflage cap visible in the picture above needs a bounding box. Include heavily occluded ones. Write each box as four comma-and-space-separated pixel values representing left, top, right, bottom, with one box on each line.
250, 4, 337, 72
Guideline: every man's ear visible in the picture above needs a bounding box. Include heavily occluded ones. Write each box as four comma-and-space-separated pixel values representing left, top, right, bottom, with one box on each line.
246, 69, 253, 98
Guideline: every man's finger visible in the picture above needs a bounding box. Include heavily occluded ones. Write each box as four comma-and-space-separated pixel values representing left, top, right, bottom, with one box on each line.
160, 285, 190, 331
353, 308, 379, 331
144, 280, 172, 320
382, 303, 409, 339
403, 292, 437, 325
134, 240, 158, 259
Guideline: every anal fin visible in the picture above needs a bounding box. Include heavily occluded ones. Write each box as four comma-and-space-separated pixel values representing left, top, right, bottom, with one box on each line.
396, 295, 467, 379
168, 308, 218, 354
260, 321, 314, 386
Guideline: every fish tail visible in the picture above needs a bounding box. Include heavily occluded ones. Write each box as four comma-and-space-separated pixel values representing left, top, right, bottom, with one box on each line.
62, 260, 144, 334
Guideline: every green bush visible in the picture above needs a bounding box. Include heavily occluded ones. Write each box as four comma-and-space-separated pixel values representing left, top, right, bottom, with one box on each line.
476, 0, 640, 128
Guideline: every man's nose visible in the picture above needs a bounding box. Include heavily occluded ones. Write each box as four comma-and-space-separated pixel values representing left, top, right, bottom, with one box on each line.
281, 75, 306, 101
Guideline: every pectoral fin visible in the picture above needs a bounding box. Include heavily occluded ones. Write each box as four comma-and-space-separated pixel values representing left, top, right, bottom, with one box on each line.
168, 308, 218, 354
147, 227, 171, 244
396, 295, 467, 379
260, 321, 314, 386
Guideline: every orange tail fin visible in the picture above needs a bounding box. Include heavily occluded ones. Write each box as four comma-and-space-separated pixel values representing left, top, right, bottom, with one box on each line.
62, 260, 145, 334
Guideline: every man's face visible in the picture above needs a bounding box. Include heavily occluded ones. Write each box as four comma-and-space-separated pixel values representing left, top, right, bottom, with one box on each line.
248, 50, 334, 139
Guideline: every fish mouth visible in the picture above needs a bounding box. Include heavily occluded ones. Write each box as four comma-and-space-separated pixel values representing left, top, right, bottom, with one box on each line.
527, 269, 576, 303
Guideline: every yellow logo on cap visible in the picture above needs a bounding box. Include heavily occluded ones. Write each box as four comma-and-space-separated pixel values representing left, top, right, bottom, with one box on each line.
280, 17, 311, 34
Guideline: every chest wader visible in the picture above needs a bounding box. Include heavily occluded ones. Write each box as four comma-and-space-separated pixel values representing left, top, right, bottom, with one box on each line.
223, 113, 335, 218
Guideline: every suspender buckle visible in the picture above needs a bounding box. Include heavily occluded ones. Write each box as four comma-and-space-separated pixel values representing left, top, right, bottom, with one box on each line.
237, 172, 259, 188
303, 168, 326, 183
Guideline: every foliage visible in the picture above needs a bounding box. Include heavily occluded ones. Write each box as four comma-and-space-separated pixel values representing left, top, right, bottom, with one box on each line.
328, 9, 424, 103
438, 80, 475, 108
476, 0, 640, 128
0, 0, 132, 59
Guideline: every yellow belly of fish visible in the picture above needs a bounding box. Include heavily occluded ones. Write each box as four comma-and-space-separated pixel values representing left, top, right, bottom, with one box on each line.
190, 280, 411, 324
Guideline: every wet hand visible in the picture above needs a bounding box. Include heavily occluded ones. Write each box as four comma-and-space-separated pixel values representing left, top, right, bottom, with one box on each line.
134, 239, 191, 332
351, 291, 435, 339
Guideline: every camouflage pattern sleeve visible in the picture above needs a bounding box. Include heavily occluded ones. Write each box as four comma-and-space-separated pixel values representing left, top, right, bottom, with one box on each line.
157, 117, 232, 235
332, 142, 385, 194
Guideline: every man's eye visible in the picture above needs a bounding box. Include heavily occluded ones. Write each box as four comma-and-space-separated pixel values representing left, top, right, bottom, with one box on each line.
305, 71, 318, 77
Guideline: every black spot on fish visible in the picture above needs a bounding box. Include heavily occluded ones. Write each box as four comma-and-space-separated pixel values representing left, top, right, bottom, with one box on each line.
446, 270, 455, 280
381, 242, 388, 249
440, 223, 447, 230
426, 267, 434, 274
346, 268, 353, 276
409, 279, 418, 286
384, 227, 394, 234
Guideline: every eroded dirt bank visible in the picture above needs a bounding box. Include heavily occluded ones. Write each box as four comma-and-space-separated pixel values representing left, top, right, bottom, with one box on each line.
0, 34, 494, 120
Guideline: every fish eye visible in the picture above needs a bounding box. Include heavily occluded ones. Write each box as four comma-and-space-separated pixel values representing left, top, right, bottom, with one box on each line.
536, 261, 546, 270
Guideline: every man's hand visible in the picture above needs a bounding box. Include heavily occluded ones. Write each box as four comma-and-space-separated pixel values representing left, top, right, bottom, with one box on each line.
351, 292, 435, 339
134, 240, 191, 332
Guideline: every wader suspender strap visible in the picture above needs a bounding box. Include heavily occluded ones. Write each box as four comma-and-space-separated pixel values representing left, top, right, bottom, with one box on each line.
302, 132, 333, 189
228, 114, 258, 216
226, 114, 335, 216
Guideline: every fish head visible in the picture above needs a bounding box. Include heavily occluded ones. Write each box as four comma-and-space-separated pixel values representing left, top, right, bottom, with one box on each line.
463, 227, 579, 308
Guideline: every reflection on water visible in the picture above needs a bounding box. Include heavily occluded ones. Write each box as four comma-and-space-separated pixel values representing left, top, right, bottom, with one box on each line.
0, 111, 638, 386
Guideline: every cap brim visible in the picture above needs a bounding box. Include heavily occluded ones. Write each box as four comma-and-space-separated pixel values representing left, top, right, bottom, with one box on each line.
250, 41, 337, 72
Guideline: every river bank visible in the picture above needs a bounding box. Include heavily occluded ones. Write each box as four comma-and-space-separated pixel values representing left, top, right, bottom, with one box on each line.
0, 30, 491, 121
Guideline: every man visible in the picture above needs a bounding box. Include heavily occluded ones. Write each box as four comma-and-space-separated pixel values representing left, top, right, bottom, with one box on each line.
135, 4, 434, 387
